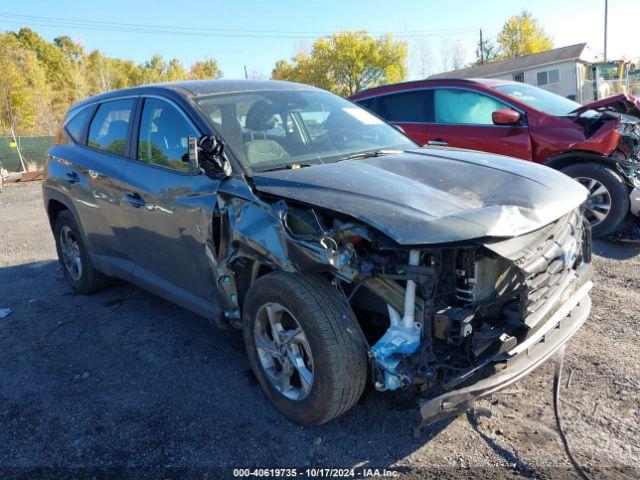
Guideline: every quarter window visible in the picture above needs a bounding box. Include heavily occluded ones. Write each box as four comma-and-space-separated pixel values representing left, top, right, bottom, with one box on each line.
376, 91, 426, 122
87, 99, 134, 156
137, 98, 198, 172
65, 107, 94, 143
434, 89, 509, 125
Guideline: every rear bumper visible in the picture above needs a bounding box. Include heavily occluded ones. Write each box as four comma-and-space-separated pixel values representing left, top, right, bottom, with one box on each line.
419, 279, 593, 427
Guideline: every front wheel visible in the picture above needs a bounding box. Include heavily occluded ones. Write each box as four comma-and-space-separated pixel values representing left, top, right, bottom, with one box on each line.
561, 163, 630, 238
242, 272, 368, 425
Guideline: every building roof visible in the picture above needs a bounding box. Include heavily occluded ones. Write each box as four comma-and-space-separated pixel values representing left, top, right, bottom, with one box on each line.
429, 43, 589, 79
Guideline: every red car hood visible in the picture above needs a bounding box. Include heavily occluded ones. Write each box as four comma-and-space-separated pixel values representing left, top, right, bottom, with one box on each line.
572, 94, 640, 117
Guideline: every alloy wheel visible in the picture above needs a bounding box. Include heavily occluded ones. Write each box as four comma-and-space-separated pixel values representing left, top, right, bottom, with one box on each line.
576, 176, 612, 227
59, 225, 83, 281
253, 302, 314, 401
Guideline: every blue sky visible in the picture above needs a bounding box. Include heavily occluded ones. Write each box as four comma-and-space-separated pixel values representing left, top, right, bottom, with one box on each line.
0, 0, 635, 79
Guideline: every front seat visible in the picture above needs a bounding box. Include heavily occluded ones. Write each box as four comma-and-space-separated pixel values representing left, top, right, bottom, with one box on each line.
244, 100, 288, 166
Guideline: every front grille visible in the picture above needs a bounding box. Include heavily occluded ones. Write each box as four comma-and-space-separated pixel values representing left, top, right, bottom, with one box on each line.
518, 209, 589, 329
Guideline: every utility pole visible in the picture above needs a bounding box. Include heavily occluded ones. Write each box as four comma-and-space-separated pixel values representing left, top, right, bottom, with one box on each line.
478, 29, 485, 65
604, 0, 608, 61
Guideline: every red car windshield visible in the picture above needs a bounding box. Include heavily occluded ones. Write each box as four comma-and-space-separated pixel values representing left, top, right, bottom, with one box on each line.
493, 83, 582, 117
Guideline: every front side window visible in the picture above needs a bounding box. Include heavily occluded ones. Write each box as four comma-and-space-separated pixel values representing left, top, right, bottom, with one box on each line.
87, 99, 134, 155
194, 90, 415, 173
434, 89, 508, 125
137, 98, 197, 171
376, 91, 426, 122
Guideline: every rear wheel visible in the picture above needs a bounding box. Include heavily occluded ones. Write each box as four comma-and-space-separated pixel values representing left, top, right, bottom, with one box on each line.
54, 210, 109, 294
242, 272, 368, 425
561, 163, 629, 238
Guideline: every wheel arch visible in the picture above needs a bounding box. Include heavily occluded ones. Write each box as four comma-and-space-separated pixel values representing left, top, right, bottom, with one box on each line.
544, 151, 621, 171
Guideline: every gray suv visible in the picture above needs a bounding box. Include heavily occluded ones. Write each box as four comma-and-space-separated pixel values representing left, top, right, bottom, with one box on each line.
44, 80, 593, 427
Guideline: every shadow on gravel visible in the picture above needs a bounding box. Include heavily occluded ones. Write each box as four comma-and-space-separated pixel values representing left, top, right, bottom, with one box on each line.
592, 240, 640, 260
0, 259, 454, 471
466, 411, 540, 478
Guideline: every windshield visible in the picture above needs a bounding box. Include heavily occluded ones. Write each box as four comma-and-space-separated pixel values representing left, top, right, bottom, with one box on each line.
194, 89, 416, 172
493, 83, 583, 116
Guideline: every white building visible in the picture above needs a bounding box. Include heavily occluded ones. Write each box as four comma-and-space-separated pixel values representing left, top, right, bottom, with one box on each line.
429, 43, 596, 103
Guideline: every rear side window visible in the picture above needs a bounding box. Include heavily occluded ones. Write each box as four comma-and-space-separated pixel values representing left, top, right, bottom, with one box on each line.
434, 89, 508, 125
376, 91, 426, 122
65, 107, 94, 143
137, 98, 198, 171
88, 99, 134, 156
356, 98, 374, 111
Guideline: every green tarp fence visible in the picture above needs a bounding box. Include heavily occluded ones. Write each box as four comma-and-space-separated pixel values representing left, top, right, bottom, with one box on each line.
0, 136, 54, 172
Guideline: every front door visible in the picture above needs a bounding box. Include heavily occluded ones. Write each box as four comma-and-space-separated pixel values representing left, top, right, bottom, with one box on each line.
424, 88, 532, 160
121, 97, 222, 311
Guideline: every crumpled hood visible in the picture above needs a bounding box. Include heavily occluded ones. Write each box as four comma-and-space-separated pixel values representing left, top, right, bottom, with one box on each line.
572, 93, 640, 118
253, 148, 588, 245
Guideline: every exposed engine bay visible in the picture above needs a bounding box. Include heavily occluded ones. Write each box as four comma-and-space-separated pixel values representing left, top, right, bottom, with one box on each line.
207, 182, 593, 424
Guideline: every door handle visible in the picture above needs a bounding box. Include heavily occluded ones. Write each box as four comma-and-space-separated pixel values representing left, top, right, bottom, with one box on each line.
64, 172, 80, 183
123, 192, 146, 208
427, 139, 448, 146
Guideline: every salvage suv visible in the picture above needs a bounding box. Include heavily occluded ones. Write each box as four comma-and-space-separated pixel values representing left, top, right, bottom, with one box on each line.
351, 79, 640, 238
44, 80, 593, 427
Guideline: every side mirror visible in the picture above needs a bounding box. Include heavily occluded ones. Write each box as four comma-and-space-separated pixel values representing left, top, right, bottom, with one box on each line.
393, 124, 406, 134
187, 135, 232, 177
492, 109, 521, 126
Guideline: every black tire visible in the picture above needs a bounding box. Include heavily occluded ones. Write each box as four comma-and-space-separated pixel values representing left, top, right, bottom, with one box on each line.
242, 272, 368, 425
561, 162, 629, 238
54, 210, 109, 294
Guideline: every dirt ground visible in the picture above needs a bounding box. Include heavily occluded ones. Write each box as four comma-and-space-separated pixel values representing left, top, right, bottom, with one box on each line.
0, 181, 638, 479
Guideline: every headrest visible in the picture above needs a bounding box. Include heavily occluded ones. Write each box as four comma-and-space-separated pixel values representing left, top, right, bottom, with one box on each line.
245, 100, 278, 131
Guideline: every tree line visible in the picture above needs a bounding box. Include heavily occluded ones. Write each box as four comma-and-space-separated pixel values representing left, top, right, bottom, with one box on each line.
0, 28, 222, 137
1, 11, 551, 137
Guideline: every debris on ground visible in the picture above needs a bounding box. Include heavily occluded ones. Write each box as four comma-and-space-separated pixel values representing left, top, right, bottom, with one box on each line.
0, 308, 11, 319
615, 225, 640, 243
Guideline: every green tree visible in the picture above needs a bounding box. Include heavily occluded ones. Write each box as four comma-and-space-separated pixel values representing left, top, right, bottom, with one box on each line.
0, 27, 221, 137
189, 57, 222, 79
497, 11, 553, 59
272, 31, 407, 96
474, 37, 500, 65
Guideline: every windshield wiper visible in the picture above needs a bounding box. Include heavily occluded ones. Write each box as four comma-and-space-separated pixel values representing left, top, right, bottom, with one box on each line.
259, 163, 315, 173
335, 149, 400, 163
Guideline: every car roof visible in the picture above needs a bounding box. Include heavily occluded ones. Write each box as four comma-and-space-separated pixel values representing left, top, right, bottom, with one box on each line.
349, 78, 517, 99
70, 79, 321, 112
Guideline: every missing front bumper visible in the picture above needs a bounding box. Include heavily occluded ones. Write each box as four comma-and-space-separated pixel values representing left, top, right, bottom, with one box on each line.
419, 280, 593, 427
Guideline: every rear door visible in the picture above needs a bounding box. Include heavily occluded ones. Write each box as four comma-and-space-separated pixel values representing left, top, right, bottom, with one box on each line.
424, 88, 532, 159
122, 96, 222, 309
360, 90, 430, 145
69, 97, 138, 278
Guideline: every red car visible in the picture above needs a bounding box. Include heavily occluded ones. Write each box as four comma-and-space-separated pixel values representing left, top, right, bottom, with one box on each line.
351, 79, 640, 237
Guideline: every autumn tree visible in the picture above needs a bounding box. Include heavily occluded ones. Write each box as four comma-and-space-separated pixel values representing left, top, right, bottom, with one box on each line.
272, 31, 408, 96
0, 28, 221, 137
497, 11, 553, 59
190, 57, 222, 79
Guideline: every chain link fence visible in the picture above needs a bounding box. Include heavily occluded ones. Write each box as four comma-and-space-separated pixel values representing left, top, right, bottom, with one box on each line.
0, 136, 54, 173
579, 79, 640, 104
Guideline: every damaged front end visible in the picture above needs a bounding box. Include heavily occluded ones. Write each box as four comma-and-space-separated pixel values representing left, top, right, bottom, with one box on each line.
210, 181, 592, 426
612, 118, 640, 190
614, 120, 640, 217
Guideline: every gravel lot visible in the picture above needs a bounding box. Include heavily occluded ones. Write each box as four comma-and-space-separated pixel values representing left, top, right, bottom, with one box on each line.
0, 181, 639, 479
